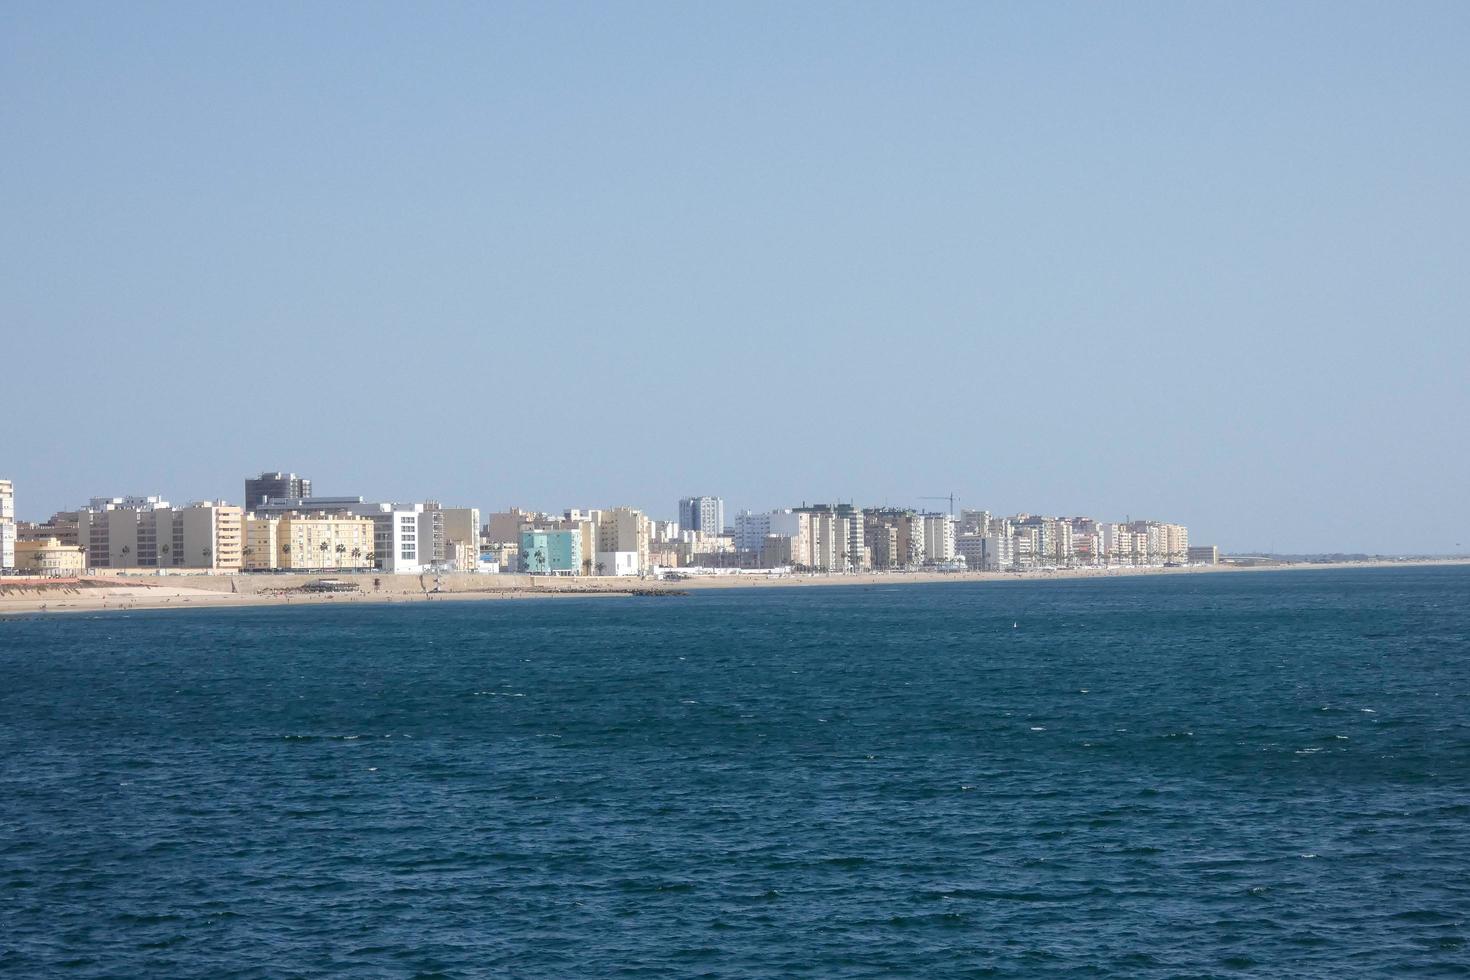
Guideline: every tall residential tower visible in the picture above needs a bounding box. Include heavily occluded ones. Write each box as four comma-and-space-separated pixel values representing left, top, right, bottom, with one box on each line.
678, 496, 725, 537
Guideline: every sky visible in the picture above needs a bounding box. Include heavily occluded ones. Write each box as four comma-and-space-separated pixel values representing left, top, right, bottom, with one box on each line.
3, 2, 1467, 554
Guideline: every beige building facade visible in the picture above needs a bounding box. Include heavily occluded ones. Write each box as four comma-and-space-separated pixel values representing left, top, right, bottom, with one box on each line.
78, 497, 243, 570
243, 513, 377, 571
15, 537, 87, 577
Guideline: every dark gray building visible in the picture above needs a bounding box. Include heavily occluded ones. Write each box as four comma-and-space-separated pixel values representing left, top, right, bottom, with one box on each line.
244, 472, 311, 512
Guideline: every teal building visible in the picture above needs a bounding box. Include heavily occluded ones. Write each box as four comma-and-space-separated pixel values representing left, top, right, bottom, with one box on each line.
520, 528, 582, 574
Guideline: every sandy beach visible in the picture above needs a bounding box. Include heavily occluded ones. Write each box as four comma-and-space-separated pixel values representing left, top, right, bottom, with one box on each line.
1, 559, 1464, 617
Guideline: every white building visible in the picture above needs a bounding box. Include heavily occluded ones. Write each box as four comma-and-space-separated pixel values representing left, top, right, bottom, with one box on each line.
595, 551, 639, 576
922, 513, 956, 563
0, 478, 14, 570
734, 510, 771, 551
349, 503, 425, 574
956, 532, 1013, 571
679, 496, 725, 537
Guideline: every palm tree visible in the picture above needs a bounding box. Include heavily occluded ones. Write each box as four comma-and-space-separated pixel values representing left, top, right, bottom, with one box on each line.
202, 546, 212, 564
351, 547, 362, 569
318, 541, 330, 567
335, 543, 347, 568
595, 560, 606, 576
365, 551, 376, 568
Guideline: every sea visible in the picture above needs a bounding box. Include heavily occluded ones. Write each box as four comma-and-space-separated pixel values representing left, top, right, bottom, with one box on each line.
1, 566, 1467, 977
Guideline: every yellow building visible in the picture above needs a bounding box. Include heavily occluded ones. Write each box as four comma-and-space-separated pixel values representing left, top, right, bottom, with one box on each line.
243, 513, 376, 571
16, 537, 87, 577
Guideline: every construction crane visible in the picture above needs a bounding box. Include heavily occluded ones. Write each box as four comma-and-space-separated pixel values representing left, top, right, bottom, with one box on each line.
920, 494, 959, 517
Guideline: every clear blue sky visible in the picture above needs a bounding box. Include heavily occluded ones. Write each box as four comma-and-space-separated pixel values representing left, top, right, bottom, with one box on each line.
4, 2, 1467, 554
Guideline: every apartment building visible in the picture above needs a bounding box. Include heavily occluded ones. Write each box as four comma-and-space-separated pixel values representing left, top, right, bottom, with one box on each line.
864, 509, 925, 569
167, 501, 244, 570
76, 497, 242, 570
922, 513, 956, 563
596, 507, 651, 574
0, 478, 13, 570
794, 503, 864, 572
678, 496, 725, 537
522, 528, 582, 574
243, 513, 376, 571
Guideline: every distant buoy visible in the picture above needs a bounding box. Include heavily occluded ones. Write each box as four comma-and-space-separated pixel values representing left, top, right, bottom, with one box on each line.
1013, 622, 1018, 629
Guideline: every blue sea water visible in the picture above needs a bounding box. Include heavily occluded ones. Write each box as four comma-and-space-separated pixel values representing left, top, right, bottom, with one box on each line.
1, 566, 1468, 977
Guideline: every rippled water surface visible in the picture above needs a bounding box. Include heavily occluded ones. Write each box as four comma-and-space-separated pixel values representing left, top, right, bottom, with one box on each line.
2, 566, 1468, 977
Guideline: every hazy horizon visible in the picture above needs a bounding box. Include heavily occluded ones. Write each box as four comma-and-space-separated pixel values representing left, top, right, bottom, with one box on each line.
5, 3, 1467, 554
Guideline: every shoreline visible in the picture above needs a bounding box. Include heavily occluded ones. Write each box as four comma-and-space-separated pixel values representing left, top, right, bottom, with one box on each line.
1, 558, 1464, 617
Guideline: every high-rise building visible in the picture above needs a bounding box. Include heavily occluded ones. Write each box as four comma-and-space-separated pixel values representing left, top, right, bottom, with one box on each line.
922, 513, 956, 563
679, 496, 725, 537
0, 478, 14, 570
794, 503, 865, 571
864, 508, 925, 569
244, 472, 312, 512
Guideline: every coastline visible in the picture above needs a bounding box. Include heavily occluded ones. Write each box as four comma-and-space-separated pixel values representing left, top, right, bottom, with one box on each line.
1, 558, 1465, 617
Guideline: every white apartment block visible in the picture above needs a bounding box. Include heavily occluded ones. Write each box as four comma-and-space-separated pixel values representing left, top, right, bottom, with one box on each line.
1052, 520, 1074, 564
922, 513, 955, 563
679, 496, 725, 537
734, 510, 771, 552
958, 531, 1014, 571
0, 478, 14, 569
347, 503, 425, 574
0, 521, 14, 571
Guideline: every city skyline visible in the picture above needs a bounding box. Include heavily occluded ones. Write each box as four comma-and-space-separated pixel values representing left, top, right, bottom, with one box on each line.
4, 466, 1466, 557
3, 472, 1202, 577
